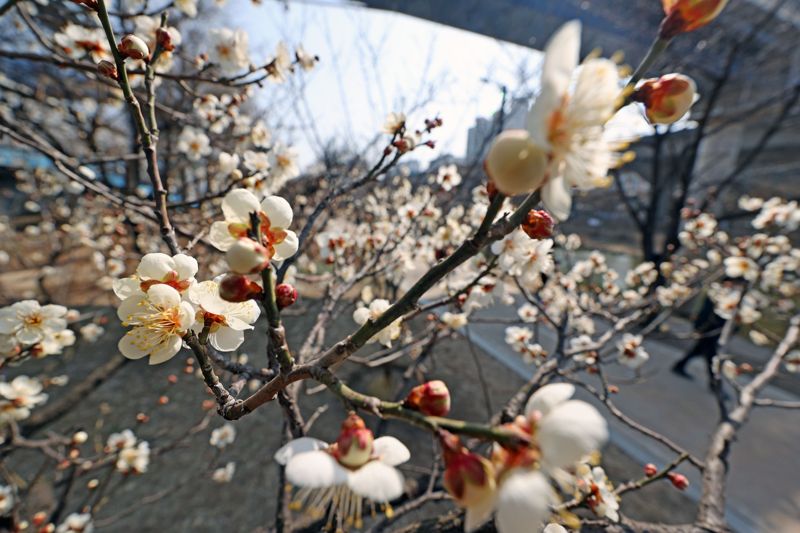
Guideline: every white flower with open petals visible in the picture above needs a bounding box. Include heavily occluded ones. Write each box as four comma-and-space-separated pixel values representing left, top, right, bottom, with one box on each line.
209, 189, 298, 263
275, 414, 409, 529
117, 285, 195, 365
177, 126, 211, 161
0, 376, 48, 422
116, 441, 150, 474
113, 252, 198, 300
617, 333, 649, 369
56, 513, 94, 533
525, 383, 608, 470
210, 423, 237, 449
0, 485, 14, 515
353, 298, 402, 347
208, 28, 250, 75
0, 301, 68, 345
188, 280, 259, 352
526, 21, 623, 221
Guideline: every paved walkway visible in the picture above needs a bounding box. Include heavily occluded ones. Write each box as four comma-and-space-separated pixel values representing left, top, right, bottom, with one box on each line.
463, 299, 800, 533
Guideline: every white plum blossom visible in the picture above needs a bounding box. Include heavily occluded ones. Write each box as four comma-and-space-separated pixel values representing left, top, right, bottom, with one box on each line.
54, 24, 110, 62
208, 28, 250, 75
724, 256, 759, 282
266, 42, 293, 83
0, 301, 68, 345
436, 164, 462, 191
107, 429, 137, 451
212, 462, 236, 483
208, 189, 299, 262
177, 127, 212, 161
617, 333, 649, 369
575, 463, 619, 521
526, 21, 622, 220
188, 280, 260, 352
517, 303, 539, 323
174, 0, 198, 17
210, 423, 237, 449
117, 284, 195, 364
113, 252, 198, 300
441, 312, 468, 329
56, 513, 94, 533
382, 112, 406, 134
116, 441, 151, 474
353, 299, 402, 347
0, 485, 13, 515
784, 350, 800, 373
0, 376, 48, 422
274, 414, 409, 529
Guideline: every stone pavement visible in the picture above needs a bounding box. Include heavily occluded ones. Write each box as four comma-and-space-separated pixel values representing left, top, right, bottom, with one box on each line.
463, 299, 800, 533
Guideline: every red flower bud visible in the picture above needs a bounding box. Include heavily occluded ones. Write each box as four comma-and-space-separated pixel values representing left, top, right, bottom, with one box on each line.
667, 471, 689, 490
97, 60, 117, 80
632, 74, 697, 125
440, 431, 496, 508
660, 0, 729, 39
521, 209, 555, 240
219, 273, 263, 302
333, 412, 374, 468
275, 283, 298, 310
118, 34, 150, 61
156, 27, 176, 52
405, 380, 451, 417
644, 463, 658, 477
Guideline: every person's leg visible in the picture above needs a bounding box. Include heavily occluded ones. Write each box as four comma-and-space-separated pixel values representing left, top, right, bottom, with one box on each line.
672, 342, 702, 377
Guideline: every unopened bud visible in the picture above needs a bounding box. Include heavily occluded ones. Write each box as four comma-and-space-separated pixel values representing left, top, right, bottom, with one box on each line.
521, 209, 555, 240
405, 380, 451, 417
32, 512, 47, 527
660, 0, 729, 39
440, 431, 497, 508
156, 27, 178, 52
219, 273, 263, 302
72, 430, 88, 445
226, 238, 270, 274
485, 129, 547, 196
334, 413, 374, 468
667, 471, 689, 490
633, 74, 697, 125
97, 60, 117, 79
275, 283, 298, 310
644, 463, 658, 477
118, 34, 150, 61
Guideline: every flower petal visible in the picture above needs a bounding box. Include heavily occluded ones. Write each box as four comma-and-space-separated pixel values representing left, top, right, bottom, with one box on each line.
137, 253, 175, 280
261, 195, 293, 228
210, 327, 244, 352
148, 334, 183, 365
541, 176, 572, 221
117, 294, 147, 322
525, 383, 575, 418
495, 470, 556, 533
209, 221, 237, 252
285, 450, 347, 488
146, 284, 181, 309
113, 277, 141, 300
538, 400, 608, 470
347, 461, 404, 502
464, 490, 497, 532
118, 327, 155, 359
273, 230, 298, 261
172, 254, 198, 279
373, 436, 410, 466
274, 437, 328, 465
222, 189, 260, 222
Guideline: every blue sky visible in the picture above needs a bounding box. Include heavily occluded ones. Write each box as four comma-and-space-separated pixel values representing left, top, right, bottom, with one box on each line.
223, 0, 545, 168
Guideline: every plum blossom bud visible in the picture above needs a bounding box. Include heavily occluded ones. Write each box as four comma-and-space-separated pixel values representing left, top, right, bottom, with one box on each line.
219, 273, 263, 302
118, 34, 150, 61
521, 209, 555, 240
485, 129, 547, 196
440, 431, 497, 508
404, 380, 451, 417
667, 471, 689, 490
333, 413, 374, 468
156, 27, 177, 52
275, 283, 298, 309
660, 0, 729, 39
97, 60, 117, 79
226, 239, 270, 274
72, 431, 89, 445
644, 463, 658, 477
632, 74, 697, 125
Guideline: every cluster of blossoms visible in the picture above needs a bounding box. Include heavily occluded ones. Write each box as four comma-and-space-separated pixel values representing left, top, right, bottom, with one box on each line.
107, 429, 151, 474
442, 384, 609, 531
0, 301, 75, 360
0, 376, 48, 423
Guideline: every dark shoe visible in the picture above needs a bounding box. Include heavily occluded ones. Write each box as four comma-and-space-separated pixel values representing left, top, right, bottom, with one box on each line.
671, 363, 692, 379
